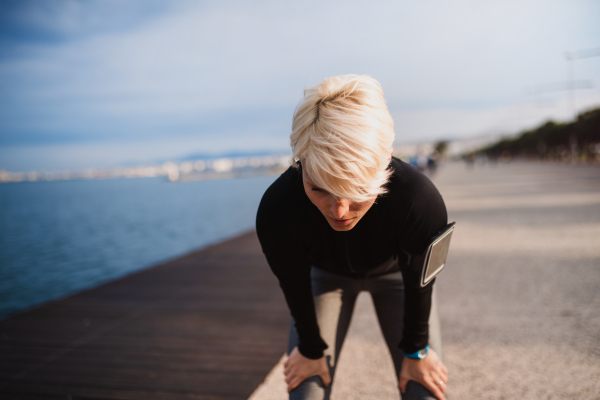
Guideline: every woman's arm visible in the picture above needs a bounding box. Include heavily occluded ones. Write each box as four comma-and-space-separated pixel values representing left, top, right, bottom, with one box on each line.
256, 175, 328, 359
391, 161, 450, 399
262, 246, 328, 359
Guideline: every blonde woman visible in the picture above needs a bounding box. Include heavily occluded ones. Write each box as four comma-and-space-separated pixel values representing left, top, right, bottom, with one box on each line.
256, 75, 448, 400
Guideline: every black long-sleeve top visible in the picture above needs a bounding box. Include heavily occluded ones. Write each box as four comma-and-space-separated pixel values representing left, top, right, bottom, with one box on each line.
256, 157, 447, 359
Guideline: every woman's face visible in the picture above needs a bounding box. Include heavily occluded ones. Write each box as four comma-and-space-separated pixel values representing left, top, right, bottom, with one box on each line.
302, 171, 376, 232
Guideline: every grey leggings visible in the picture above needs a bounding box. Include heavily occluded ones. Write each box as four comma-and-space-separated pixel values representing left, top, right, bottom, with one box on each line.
288, 267, 443, 400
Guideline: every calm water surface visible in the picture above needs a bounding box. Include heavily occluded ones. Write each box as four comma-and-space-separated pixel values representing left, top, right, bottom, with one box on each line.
0, 175, 277, 319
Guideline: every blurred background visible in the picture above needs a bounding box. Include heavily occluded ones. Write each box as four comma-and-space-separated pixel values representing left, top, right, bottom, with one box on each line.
1, 0, 599, 318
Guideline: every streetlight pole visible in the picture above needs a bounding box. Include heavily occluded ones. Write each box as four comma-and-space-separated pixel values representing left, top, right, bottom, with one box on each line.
565, 51, 576, 119
564, 47, 600, 119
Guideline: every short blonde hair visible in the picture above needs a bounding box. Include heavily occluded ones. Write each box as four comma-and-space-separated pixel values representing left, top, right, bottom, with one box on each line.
290, 74, 395, 203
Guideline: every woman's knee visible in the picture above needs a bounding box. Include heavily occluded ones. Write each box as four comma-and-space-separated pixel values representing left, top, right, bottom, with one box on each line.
401, 380, 438, 400
289, 375, 331, 400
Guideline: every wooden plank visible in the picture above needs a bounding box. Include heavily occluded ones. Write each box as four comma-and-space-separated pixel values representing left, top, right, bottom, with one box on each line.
0, 231, 289, 400
5, 384, 244, 400
0, 352, 281, 381
3, 336, 284, 353
1, 355, 279, 376
1, 383, 246, 400
9, 369, 270, 393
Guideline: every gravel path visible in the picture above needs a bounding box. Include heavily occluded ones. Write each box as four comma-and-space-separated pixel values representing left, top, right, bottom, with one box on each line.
249, 162, 600, 400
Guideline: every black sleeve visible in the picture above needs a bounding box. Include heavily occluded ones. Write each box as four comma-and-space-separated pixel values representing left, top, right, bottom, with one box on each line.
255, 175, 328, 359
392, 164, 448, 354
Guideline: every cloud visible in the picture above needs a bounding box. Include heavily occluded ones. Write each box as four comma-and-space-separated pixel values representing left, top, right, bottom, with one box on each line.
0, 0, 599, 170
0, 0, 169, 44
394, 90, 600, 141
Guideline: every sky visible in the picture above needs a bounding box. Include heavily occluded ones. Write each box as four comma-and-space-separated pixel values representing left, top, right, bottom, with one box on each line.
0, 0, 599, 171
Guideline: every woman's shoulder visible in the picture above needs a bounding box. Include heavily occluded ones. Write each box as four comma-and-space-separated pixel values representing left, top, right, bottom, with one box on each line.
385, 157, 447, 221
385, 157, 448, 252
256, 166, 305, 236
388, 157, 430, 186
387, 157, 443, 202
258, 165, 303, 209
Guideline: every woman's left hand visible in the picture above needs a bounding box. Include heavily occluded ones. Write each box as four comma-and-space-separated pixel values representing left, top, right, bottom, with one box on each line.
284, 347, 331, 393
398, 348, 448, 400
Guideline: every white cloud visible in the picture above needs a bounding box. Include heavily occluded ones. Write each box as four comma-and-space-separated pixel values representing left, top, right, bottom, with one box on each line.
394, 90, 600, 142
0, 0, 599, 170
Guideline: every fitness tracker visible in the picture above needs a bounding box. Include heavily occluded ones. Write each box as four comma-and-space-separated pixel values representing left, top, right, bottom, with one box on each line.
404, 345, 430, 360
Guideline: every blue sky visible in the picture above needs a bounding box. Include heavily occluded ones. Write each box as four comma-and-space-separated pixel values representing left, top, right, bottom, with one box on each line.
1, 0, 599, 171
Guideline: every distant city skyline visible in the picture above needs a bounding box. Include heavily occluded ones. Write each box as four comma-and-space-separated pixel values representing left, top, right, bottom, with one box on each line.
1, 0, 599, 171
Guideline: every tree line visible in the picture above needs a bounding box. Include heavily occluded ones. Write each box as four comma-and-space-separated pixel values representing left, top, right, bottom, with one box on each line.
473, 107, 600, 163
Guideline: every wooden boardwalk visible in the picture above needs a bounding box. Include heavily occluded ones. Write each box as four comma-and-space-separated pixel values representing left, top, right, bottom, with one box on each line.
0, 231, 290, 400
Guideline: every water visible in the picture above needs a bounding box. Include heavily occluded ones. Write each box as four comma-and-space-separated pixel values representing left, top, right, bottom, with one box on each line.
0, 175, 277, 319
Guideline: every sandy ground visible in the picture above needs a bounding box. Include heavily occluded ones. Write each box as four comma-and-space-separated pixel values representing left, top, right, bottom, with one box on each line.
248, 162, 600, 400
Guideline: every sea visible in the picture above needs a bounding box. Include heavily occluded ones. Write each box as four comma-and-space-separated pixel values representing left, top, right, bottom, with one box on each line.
0, 175, 277, 319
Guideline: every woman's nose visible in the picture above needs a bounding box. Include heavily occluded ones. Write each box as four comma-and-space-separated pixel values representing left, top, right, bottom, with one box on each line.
330, 198, 350, 219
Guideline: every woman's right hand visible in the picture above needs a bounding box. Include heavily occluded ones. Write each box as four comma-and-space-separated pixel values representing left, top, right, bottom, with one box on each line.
399, 348, 448, 400
284, 346, 331, 392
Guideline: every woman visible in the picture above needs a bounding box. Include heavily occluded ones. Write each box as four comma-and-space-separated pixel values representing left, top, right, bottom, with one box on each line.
256, 75, 449, 400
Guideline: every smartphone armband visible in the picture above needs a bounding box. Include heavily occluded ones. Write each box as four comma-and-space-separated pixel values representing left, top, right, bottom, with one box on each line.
403, 222, 456, 287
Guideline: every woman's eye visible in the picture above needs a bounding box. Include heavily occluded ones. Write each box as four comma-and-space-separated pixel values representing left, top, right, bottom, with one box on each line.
312, 188, 327, 194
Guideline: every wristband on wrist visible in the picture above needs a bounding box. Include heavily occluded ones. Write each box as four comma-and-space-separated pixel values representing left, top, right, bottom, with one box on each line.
404, 345, 429, 360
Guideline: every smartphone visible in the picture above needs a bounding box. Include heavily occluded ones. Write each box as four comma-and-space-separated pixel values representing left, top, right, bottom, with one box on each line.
420, 222, 455, 287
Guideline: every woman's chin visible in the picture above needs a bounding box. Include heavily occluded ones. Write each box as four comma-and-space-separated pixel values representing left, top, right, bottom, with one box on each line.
327, 218, 357, 231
